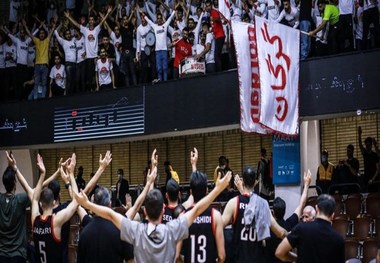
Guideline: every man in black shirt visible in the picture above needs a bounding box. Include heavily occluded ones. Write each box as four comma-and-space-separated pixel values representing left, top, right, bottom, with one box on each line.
333, 144, 360, 193
77, 187, 134, 263
119, 15, 137, 87
276, 194, 345, 263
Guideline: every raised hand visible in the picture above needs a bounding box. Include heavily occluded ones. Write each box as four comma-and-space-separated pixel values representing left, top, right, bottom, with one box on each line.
74, 190, 89, 207
216, 171, 232, 190
190, 147, 198, 165
6, 151, 17, 170
303, 169, 312, 187
36, 154, 46, 174
234, 174, 243, 193
60, 166, 70, 184
151, 149, 158, 169
67, 153, 77, 174
99, 151, 112, 168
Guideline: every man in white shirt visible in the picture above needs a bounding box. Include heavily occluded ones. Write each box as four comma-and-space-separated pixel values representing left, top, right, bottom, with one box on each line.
136, 15, 156, 84
143, 10, 177, 81
74, 27, 86, 92
275, 0, 300, 28
49, 55, 66, 97
95, 47, 115, 91
3, 25, 31, 100
64, 7, 112, 91
54, 26, 77, 94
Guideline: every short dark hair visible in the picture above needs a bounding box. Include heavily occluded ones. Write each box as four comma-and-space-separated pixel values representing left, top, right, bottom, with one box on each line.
242, 166, 257, 188
166, 179, 180, 202
48, 180, 60, 201
316, 194, 335, 216
93, 187, 111, 206
190, 171, 208, 202
365, 137, 373, 144
347, 144, 354, 151
40, 188, 54, 209
144, 189, 164, 221
2, 167, 16, 193
273, 197, 286, 220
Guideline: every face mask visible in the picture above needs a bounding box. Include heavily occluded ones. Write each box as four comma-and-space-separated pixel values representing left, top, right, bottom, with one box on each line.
321, 156, 327, 163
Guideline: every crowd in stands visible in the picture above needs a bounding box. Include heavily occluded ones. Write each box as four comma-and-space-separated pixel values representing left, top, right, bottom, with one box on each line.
1, 0, 379, 102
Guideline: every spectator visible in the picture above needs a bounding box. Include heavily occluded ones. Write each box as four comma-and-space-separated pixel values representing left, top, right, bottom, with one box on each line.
316, 149, 334, 193
95, 47, 115, 91
339, 0, 354, 51
333, 144, 360, 193
299, 0, 313, 60
3, 36, 17, 101
275, 0, 300, 28
54, 25, 77, 95
257, 148, 274, 201
275, 194, 345, 263
0, 33, 5, 102
3, 24, 32, 99
354, 0, 364, 51
301, 205, 316, 222
362, 0, 380, 49
143, 10, 176, 82
173, 27, 192, 79
164, 161, 180, 185
114, 168, 129, 207
205, 0, 225, 72
64, 6, 113, 91
119, 14, 138, 87
136, 14, 156, 84
23, 19, 56, 100
49, 54, 66, 97
358, 126, 380, 191
74, 27, 86, 92
106, 24, 123, 87
308, 0, 341, 55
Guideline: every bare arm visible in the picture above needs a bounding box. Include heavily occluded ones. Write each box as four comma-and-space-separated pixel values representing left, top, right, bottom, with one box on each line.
190, 147, 198, 172
83, 151, 112, 195
271, 214, 287, 239
221, 197, 236, 227
31, 154, 46, 224
275, 237, 297, 262
64, 10, 81, 29
214, 210, 226, 263
294, 170, 312, 218
126, 150, 158, 219
184, 171, 232, 227
358, 126, 365, 154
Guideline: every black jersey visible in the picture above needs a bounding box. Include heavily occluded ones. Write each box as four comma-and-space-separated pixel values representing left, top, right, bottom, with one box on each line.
231, 195, 266, 263
183, 206, 217, 263
33, 215, 63, 263
162, 204, 176, 224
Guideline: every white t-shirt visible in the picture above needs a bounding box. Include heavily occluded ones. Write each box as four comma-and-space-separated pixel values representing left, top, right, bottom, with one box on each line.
27, 46, 35, 67
266, 0, 282, 21
146, 11, 176, 51
355, 6, 363, 40
75, 36, 86, 63
50, 64, 66, 89
275, 7, 300, 28
4, 43, 17, 68
8, 34, 31, 65
80, 25, 101, 59
205, 33, 215, 64
136, 24, 152, 52
55, 31, 77, 63
339, 0, 354, 14
95, 58, 113, 86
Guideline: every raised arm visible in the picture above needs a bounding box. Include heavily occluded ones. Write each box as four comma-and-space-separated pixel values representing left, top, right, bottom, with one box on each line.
275, 237, 297, 262
83, 151, 112, 195
213, 210, 226, 263
190, 147, 198, 172
184, 171, 231, 227
21, 19, 34, 40
164, 10, 177, 27
6, 151, 34, 200
126, 165, 157, 219
64, 10, 81, 29
54, 153, 80, 229
294, 170, 312, 218
98, 6, 115, 27
31, 154, 46, 223
358, 126, 365, 155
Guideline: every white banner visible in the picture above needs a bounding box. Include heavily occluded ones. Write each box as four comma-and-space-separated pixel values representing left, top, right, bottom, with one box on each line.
231, 21, 268, 134
255, 16, 300, 135
218, 0, 231, 21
